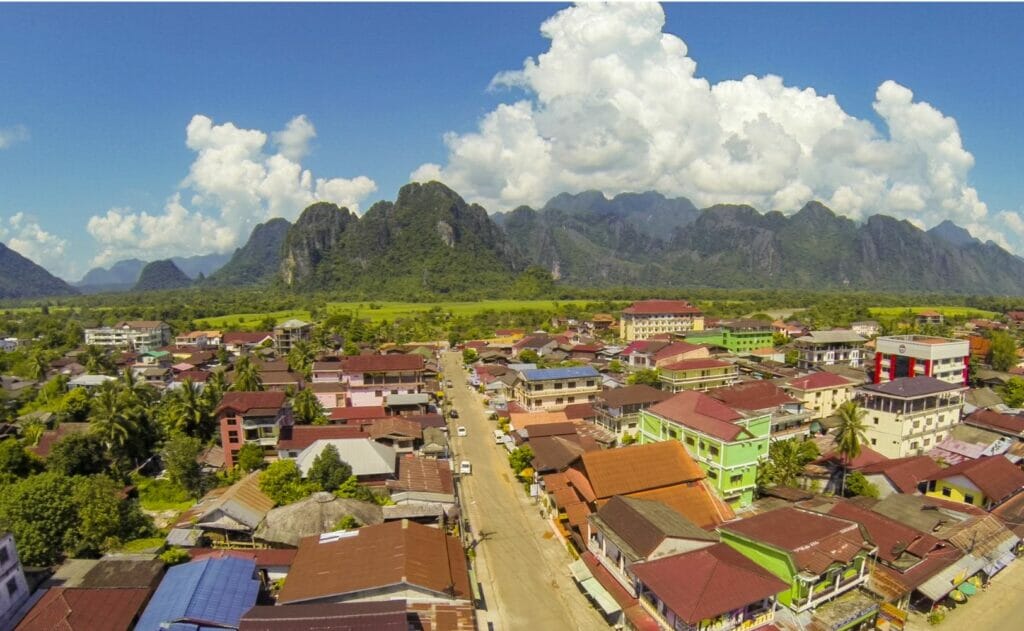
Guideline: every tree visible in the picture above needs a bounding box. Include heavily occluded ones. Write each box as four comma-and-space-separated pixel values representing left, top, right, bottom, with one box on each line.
0, 472, 78, 565
89, 381, 138, 466
82, 345, 114, 375
231, 355, 264, 392
57, 388, 91, 422
1001, 377, 1024, 407
834, 401, 869, 495
161, 434, 204, 497
291, 388, 327, 425
27, 350, 50, 382
236, 442, 267, 473
334, 514, 360, 530
70, 475, 130, 557
517, 349, 539, 364
844, 471, 880, 499
163, 380, 214, 439
307, 444, 352, 493
508, 445, 534, 474
990, 330, 1018, 372
287, 341, 315, 378
607, 359, 624, 374
0, 440, 40, 477
627, 369, 661, 388
47, 433, 108, 477
757, 438, 819, 488
462, 348, 478, 364
259, 460, 312, 505
159, 547, 191, 565
784, 349, 800, 367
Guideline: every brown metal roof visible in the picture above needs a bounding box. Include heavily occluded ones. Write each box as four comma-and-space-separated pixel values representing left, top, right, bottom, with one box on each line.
388, 456, 455, 496
15, 588, 150, 631
579, 441, 705, 499
592, 496, 716, 559
341, 354, 424, 373
216, 391, 287, 415
647, 391, 748, 441
598, 385, 673, 409
922, 455, 1024, 503
622, 300, 701, 315
277, 520, 471, 605
240, 601, 408, 631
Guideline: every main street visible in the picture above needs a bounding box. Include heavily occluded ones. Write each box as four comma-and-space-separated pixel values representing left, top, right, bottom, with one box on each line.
441, 352, 609, 631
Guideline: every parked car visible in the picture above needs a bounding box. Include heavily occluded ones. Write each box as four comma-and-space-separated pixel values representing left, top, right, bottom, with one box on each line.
459, 460, 472, 475
449, 409, 459, 419
457, 426, 468, 437
446, 380, 453, 388
493, 430, 505, 444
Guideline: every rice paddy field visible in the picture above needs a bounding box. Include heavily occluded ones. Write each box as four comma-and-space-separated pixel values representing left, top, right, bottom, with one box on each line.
868, 306, 998, 319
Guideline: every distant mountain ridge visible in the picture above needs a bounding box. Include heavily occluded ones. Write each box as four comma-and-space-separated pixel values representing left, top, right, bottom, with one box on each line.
77, 252, 231, 293
133, 259, 192, 292
0, 243, 78, 299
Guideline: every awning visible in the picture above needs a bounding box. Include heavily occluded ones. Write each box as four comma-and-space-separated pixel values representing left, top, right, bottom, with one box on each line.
569, 559, 622, 616
958, 582, 977, 596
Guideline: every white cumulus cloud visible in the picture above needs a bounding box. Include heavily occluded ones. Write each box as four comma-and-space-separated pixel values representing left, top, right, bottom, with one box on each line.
85, 115, 377, 267
0, 124, 29, 149
414, 2, 1024, 252
0, 212, 71, 276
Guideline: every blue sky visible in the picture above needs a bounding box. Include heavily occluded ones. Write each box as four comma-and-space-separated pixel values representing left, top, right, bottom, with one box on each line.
1, 2, 1022, 280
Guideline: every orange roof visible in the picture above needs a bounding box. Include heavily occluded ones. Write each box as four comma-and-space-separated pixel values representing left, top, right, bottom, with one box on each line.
626, 481, 732, 528
579, 441, 705, 499
509, 411, 568, 428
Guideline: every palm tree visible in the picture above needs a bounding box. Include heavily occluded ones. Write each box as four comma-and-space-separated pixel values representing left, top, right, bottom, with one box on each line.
758, 438, 820, 488
287, 340, 315, 378
27, 350, 50, 382
82, 345, 113, 374
89, 381, 138, 459
231, 355, 264, 392
165, 379, 215, 439
291, 388, 327, 425
834, 401, 869, 496
203, 369, 228, 406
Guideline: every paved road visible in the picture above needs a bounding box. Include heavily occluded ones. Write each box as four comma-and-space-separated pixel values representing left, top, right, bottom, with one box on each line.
442, 352, 609, 631
906, 556, 1024, 630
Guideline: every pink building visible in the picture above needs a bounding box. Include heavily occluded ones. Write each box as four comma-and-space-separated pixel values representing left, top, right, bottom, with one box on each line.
341, 354, 425, 407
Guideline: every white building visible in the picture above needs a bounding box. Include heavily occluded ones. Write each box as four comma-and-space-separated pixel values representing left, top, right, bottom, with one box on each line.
859, 376, 966, 459
793, 330, 868, 370
619, 300, 704, 342
0, 532, 30, 628
512, 366, 601, 411
873, 335, 970, 385
83, 320, 170, 351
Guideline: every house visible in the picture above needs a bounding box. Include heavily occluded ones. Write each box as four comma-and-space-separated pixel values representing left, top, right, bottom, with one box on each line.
0, 533, 30, 628
253, 493, 384, 547
216, 391, 292, 469
384, 393, 431, 416
685, 320, 774, 354
173, 472, 274, 546
708, 380, 812, 438
512, 366, 601, 412
872, 335, 970, 385
386, 456, 456, 509
585, 495, 718, 596
67, 374, 116, 390
341, 354, 425, 408
275, 425, 367, 458
593, 385, 672, 439
915, 310, 944, 327
640, 391, 770, 508
922, 455, 1024, 509
135, 556, 260, 631
858, 376, 966, 458
850, 321, 881, 338
273, 319, 311, 355
619, 340, 710, 370
793, 330, 868, 370
83, 320, 170, 350
718, 507, 877, 613
859, 456, 943, 498
276, 520, 472, 610
512, 334, 559, 358
962, 408, 1024, 439
28, 422, 90, 459
240, 601, 407, 631
309, 381, 346, 409
368, 417, 423, 453
658, 358, 738, 392
619, 300, 704, 341
329, 405, 389, 424
781, 372, 857, 421
310, 360, 344, 383
632, 543, 788, 631
174, 329, 222, 348
294, 438, 397, 485
223, 331, 274, 354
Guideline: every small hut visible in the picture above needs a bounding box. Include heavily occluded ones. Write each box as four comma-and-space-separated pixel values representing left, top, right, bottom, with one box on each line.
255, 492, 383, 547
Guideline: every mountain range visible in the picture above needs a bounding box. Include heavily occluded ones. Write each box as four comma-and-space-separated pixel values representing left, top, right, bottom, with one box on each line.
75, 253, 231, 293
0, 243, 77, 300
5, 181, 1024, 300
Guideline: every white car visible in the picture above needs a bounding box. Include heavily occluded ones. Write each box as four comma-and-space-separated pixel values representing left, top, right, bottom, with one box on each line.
456, 426, 468, 437
459, 460, 472, 475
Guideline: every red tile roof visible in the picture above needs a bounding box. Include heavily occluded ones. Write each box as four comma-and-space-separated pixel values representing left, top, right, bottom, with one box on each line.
622, 300, 701, 315
216, 391, 287, 415
16, 587, 150, 631
647, 391, 748, 441
341, 354, 424, 373
823, 500, 942, 563
278, 520, 471, 605
277, 425, 368, 451
964, 409, 1024, 435
562, 403, 596, 420
222, 331, 273, 344
922, 455, 1024, 503
707, 380, 798, 411
814, 445, 889, 470
188, 547, 298, 567
859, 456, 942, 493
631, 543, 787, 624
722, 507, 872, 575
329, 406, 389, 422
785, 372, 856, 391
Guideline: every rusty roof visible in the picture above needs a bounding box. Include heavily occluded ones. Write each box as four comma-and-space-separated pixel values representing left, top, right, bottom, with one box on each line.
16, 588, 150, 631
626, 481, 734, 528
592, 496, 717, 560
388, 456, 455, 496
707, 380, 798, 411
240, 601, 408, 631
785, 372, 857, 391
216, 391, 286, 415
922, 455, 1024, 503
341, 354, 424, 372
598, 384, 673, 408
278, 520, 471, 605
176, 471, 274, 529
622, 300, 701, 315
578, 441, 705, 499
368, 416, 423, 440
859, 456, 942, 494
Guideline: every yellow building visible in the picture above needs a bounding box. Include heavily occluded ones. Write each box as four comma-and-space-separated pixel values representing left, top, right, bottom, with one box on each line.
922, 455, 1024, 510
658, 358, 739, 392
620, 300, 704, 342
781, 372, 857, 420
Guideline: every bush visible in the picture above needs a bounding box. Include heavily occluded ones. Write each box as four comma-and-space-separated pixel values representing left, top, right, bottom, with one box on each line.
159, 546, 191, 566
928, 611, 946, 626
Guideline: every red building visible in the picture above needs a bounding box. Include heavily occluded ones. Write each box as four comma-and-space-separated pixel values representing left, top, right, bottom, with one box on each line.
217, 391, 291, 469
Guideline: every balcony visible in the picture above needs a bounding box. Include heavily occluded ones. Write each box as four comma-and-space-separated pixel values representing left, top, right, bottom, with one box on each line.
531, 384, 600, 396
791, 570, 867, 611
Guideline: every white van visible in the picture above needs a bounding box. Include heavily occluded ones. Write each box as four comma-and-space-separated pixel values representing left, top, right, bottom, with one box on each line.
459, 460, 472, 475
493, 430, 505, 444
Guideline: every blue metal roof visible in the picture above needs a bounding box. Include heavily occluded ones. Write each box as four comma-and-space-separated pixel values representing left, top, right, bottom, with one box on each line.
135, 557, 259, 631
521, 366, 599, 381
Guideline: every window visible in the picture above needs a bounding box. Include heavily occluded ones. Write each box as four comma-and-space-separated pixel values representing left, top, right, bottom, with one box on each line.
709, 445, 720, 457
685, 436, 695, 446
0, 547, 8, 566
730, 474, 743, 484
941, 487, 952, 497
555, 398, 563, 405
568, 382, 576, 389
964, 494, 975, 504
873, 417, 879, 425
227, 431, 238, 442
870, 438, 877, 446
708, 470, 718, 479
568, 397, 575, 403
6, 578, 17, 596
554, 383, 563, 390
668, 428, 678, 439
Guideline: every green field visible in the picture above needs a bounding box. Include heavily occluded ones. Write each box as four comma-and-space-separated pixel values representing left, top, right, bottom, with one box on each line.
198, 309, 312, 329
868, 306, 998, 319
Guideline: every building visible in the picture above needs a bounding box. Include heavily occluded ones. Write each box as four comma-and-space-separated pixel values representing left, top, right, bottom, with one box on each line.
593, 385, 672, 439
915, 311, 944, 327
293, 438, 397, 485
216, 391, 292, 469
718, 507, 877, 613
83, 320, 170, 351
850, 321, 881, 338
873, 335, 970, 385
273, 319, 311, 355
640, 391, 770, 508
341, 354, 425, 408
0, 533, 30, 627
277, 520, 472, 608
513, 366, 601, 412
172, 472, 275, 546
858, 455, 942, 498
632, 543, 787, 631
619, 300, 704, 341
685, 320, 773, 354
792, 330, 868, 370
922, 455, 1024, 510
135, 556, 260, 631
658, 358, 739, 393
781, 372, 857, 421
859, 377, 966, 458
707, 381, 812, 439
619, 340, 710, 370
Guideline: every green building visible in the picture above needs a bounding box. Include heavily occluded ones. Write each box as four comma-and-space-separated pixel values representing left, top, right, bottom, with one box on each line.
717, 507, 876, 615
639, 391, 770, 508
683, 319, 773, 354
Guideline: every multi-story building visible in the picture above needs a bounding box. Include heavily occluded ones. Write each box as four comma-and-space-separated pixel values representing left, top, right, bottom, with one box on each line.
684, 320, 773, 354
708, 380, 813, 439
217, 391, 292, 469
273, 319, 312, 355
0, 532, 30, 627
781, 372, 857, 420
858, 376, 966, 458
83, 320, 170, 351
341, 354, 425, 407
593, 384, 672, 439
639, 391, 770, 508
619, 300, 704, 342
872, 335, 970, 385
512, 366, 601, 412
658, 358, 739, 392
792, 330, 867, 370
